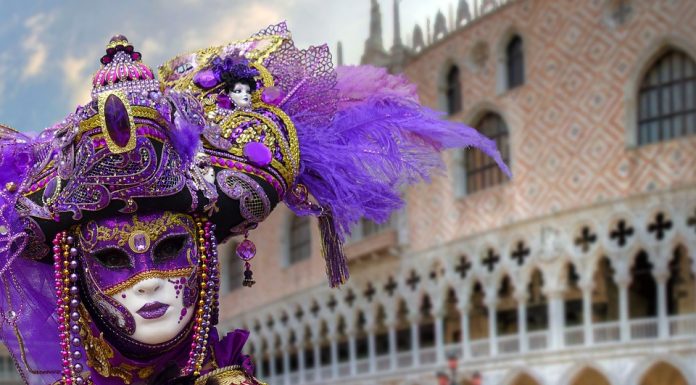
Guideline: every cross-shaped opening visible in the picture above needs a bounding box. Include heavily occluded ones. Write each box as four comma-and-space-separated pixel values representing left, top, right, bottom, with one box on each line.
574, 226, 597, 252
482, 248, 500, 272
648, 212, 673, 240
511, 241, 530, 266
610, 219, 634, 246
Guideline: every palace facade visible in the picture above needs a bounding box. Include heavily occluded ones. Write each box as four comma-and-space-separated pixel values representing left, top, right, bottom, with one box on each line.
217, 1, 696, 384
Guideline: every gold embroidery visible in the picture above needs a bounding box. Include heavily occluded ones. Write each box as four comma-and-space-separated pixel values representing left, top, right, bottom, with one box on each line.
79, 212, 194, 252
77, 105, 169, 143
159, 34, 287, 92
79, 306, 153, 384
103, 267, 193, 296
194, 366, 266, 385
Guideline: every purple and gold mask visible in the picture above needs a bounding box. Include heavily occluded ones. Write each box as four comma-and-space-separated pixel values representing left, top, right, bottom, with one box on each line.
77, 211, 199, 343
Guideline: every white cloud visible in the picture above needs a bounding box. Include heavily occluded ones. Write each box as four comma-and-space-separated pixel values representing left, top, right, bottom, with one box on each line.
21, 13, 55, 80
60, 54, 91, 108
181, 3, 286, 51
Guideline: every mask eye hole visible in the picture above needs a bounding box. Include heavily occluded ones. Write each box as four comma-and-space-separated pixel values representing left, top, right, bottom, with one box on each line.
154, 235, 188, 263
93, 248, 130, 269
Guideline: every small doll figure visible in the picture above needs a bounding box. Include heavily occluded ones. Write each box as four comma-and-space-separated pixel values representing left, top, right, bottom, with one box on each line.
194, 55, 259, 112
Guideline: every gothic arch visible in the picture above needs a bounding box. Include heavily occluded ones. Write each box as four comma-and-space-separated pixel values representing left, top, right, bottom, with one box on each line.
624, 35, 696, 146
438, 59, 464, 114
560, 363, 615, 385
626, 356, 695, 385
495, 26, 526, 94
499, 368, 545, 385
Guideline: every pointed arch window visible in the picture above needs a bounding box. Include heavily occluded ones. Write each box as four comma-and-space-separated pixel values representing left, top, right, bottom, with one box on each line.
506, 35, 524, 89
446, 65, 462, 115
289, 216, 311, 264
637, 49, 696, 145
465, 112, 510, 194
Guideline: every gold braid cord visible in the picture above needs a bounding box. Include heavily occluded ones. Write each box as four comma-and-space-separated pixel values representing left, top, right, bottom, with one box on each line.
194, 366, 267, 385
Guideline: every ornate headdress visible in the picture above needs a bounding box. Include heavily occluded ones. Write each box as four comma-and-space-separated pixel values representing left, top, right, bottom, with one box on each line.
0, 23, 509, 385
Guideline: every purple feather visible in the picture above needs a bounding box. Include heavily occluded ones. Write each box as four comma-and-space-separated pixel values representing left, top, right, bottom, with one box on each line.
293, 66, 511, 242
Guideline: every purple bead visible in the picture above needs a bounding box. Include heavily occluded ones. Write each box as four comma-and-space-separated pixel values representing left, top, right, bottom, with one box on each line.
70, 299, 80, 308
70, 312, 80, 321
193, 70, 219, 89
216, 94, 232, 109
72, 351, 82, 360
236, 240, 256, 261
243, 142, 272, 167
104, 94, 131, 148
261, 86, 284, 105
71, 337, 81, 346
73, 363, 83, 372
71, 324, 80, 334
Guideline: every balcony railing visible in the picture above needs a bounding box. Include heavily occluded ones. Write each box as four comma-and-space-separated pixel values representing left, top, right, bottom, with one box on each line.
629, 318, 658, 340
593, 321, 621, 344
564, 325, 584, 346
262, 313, 696, 385
498, 334, 520, 354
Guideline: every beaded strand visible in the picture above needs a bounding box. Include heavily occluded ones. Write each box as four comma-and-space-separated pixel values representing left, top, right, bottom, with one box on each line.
183, 217, 219, 376
53, 232, 86, 385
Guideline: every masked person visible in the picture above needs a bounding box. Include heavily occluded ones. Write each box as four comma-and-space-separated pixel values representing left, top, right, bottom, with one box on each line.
0, 23, 509, 385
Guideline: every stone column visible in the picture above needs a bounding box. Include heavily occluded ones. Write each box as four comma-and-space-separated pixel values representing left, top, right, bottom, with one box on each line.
434, 310, 446, 364
312, 338, 321, 382
282, 348, 291, 385
581, 283, 594, 346
388, 320, 398, 370
348, 328, 358, 375
296, 332, 306, 384
253, 340, 263, 379
330, 335, 339, 379
617, 275, 630, 342
485, 297, 498, 356
458, 305, 470, 358
547, 290, 565, 349
409, 313, 421, 367
269, 348, 277, 381
368, 325, 377, 373
655, 271, 669, 339
515, 292, 528, 353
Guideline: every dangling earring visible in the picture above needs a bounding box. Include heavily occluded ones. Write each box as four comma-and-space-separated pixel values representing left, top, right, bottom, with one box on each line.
236, 231, 256, 287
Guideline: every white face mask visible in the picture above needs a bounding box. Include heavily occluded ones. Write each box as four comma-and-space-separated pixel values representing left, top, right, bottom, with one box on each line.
111, 276, 194, 345
230, 82, 252, 108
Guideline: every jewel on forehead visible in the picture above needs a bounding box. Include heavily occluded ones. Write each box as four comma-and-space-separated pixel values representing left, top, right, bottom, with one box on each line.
128, 231, 150, 253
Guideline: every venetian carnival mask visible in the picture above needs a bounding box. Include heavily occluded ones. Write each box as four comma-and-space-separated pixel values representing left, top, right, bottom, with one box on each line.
77, 211, 199, 345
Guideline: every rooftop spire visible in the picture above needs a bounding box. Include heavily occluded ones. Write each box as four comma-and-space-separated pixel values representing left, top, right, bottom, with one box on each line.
393, 0, 403, 48
337, 41, 344, 66
366, 0, 384, 52
361, 0, 390, 66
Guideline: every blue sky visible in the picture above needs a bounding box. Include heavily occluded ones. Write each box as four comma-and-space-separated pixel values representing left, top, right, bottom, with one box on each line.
0, 0, 456, 132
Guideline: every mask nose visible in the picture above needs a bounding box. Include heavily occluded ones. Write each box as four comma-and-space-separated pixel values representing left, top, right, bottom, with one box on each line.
134, 278, 162, 295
